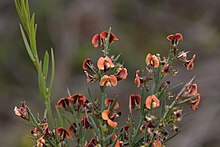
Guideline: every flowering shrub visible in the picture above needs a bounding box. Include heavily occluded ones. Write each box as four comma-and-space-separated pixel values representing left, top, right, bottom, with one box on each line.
14, 0, 201, 146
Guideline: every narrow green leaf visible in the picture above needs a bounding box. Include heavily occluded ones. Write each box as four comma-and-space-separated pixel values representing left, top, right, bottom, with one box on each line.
113, 53, 121, 63
109, 95, 118, 111
104, 129, 117, 143
19, 24, 35, 62
49, 48, 55, 90
164, 130, 182, 143
78, 123, 83, 139
168, 82, 184, 91
29, 13, 37, 57
87, 87, 94, 102
66, 87, 71, 97
14, 0, 23, 23
177, 96, 196, 105
87, 115, 99, 137
21, 0, 30, 30
25, 0, 30, 19
43, 51, 49, 79
104, 27, 112, 56
55, 107, 63, 127
37, 61, 47, 101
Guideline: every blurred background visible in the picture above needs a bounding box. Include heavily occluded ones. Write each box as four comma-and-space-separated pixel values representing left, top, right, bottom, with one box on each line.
1, 0, 220, 146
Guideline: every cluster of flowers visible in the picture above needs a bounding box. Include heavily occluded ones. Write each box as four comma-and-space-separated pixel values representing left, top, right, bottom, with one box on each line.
14, 30, 201, 147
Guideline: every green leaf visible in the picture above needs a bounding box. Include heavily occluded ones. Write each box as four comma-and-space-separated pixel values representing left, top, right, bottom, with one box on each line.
25, 0, 30, 19
104, 27, 112, 56
37, 61, 47, 101
19, 24, 35, 62
55, 107, 63, 127
43, 51, 49, 79
87, 115, 99, 137
87, 87, 94, 102
49, 48, 55, 90
113, 53, 121, 64
29, 13, 37, 58
66, 87, 71, 97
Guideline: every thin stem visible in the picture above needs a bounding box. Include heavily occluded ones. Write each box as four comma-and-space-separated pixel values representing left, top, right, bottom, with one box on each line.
100, 86, 106, 111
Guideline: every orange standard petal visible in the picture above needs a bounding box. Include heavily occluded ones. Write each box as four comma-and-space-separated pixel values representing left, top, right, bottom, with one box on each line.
152, 55, 160, 67
97, 56, 114, 70
166, 33, 183, 42
175, 33, 183, 41
107, 119, 118, 128
145, 94, 160, 109
99, 75, 109, 86
146, 53, 152, 66
100, 31, 119, 43
82, 58, 92, 70
117, 68, 128, 80
146, 53, 159, 68
102, 109, 110, 120
104, 56, 115, 68
166, 34, 175, 41
92, 34, 100, 48
97, 57, 105, 70
109, 75, 117, 86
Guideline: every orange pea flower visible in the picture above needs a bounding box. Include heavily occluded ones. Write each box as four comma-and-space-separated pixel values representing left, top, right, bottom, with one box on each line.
14, 101, 29, 120
117, 68, 128, 80
187, 83, 197, 97
100, 31, 119, 43
167, 33, 183, 42
105, 98, 119, 110
102, 109, 118, 128
92, 34, 101, 48
113, 134, 124, 147
56, 97, 71, 111
153, 140, 162, 147
185, 54, 196, 70
162, 64, 170, 73
36, 136, 46, 147
134, 70, 141, 87
69, 94, 86, 110
99, 75, 117, 87
92, 31, 118, 48
82, 58, 93, 71
129, 94, 141, 113
167, 33, 183, 47
145, 95, 160, 109
191, 94, 201, 110
81, 116, 92, 129
97, 56, 115, 71
87, 138, 97, 147
146, 53, 160, 68
57, 127, 72, 141
84, 71, 97, 83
